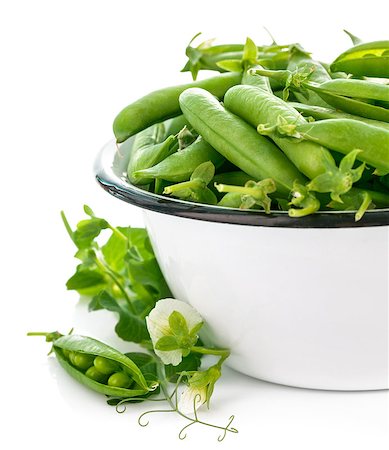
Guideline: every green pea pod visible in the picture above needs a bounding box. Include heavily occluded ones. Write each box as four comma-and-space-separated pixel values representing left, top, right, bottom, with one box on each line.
53, 334, 153, 393
224, 84, 334, 180
295, 119, 389, 175
251, 67, 389, 122
289, 102, 389, 131
163, 115, 190, 137
318, 79, 389, 102
28, 332, 157, 400
113, 72, 241, 142
330, 40, 389, 77
134, 137, 225, 183
127, 125, 176, 185
179, 87, 306, 196
242, 65, 272, 91
302, 81, 389, 122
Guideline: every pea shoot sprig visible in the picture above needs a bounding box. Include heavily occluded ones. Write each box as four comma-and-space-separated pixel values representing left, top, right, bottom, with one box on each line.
29, 206, 238, 441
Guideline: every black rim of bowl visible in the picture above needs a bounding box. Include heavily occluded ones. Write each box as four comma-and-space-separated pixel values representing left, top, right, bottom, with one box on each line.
95, 140, 389, 229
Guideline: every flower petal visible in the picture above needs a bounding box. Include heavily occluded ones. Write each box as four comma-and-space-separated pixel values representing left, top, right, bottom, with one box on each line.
178, 385, 207, 415
146, 299, 203, 367
146, 298, 202, 345
154, 349, 183, 366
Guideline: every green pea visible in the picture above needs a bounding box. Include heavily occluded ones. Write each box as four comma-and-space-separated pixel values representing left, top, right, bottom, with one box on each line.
85, 366, 108, 384
93, 356, 119, 375
61, 348, 71, 359
107, 372, 132, 388
68, 351, 77, 365
72, 352, 95, 370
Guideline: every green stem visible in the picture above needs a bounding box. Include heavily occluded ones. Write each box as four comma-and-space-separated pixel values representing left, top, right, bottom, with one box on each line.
27, 332, 50, 337
153, 361, 236, 438
215, 183, 257, 196
108, 225, 128, 242
60, 211, 75, 243
92, 255, 137, 315
190, 346, 230, 359
164, 179, 203, 194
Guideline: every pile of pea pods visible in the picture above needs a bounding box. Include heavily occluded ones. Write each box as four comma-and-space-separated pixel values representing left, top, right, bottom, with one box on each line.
113, 34, 389, 219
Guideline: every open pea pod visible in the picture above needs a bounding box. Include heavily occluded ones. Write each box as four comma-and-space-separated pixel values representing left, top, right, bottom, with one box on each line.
53, 334, 156, 396
330, 40, 389, 77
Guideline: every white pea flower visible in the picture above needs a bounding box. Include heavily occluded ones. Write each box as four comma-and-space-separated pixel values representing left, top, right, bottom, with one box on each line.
146, 298, 203, 366
179, 366, 221, 414
178, 385, 207, 414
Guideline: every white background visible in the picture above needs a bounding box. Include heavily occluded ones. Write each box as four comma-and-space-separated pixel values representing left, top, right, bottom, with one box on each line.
1, 0, 388, 448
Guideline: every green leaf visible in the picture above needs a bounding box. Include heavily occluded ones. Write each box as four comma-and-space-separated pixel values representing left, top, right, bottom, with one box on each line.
66, 266, 106, 292
216, 59, 243, 72
193, 187, 218, 205
191, 161, 215, 185
242, 37, 258, 64
73, 218, 109, 249
155, 335, 180, 351
88, 294, 104, 311
339, 149, 362, 173
189, 321, 204, 337
101, 226, 129, 272
83, 204, 96, 217
164, 352, 203, 383
169, 311, 189, 336
126, 256, 171, 301
127, 228, 155, 260
94, 291, 149, 343
124, 352, 158, 385
124, 352, 153, 367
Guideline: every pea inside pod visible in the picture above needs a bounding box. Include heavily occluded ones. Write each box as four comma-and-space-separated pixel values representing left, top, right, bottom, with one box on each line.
29, 332, 157, 399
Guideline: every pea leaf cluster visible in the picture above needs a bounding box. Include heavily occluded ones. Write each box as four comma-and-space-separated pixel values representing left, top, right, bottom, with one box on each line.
62, 205, 171, 344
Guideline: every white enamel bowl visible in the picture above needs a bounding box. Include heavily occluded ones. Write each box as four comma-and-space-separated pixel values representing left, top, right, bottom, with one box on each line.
95, 139, 389, 391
